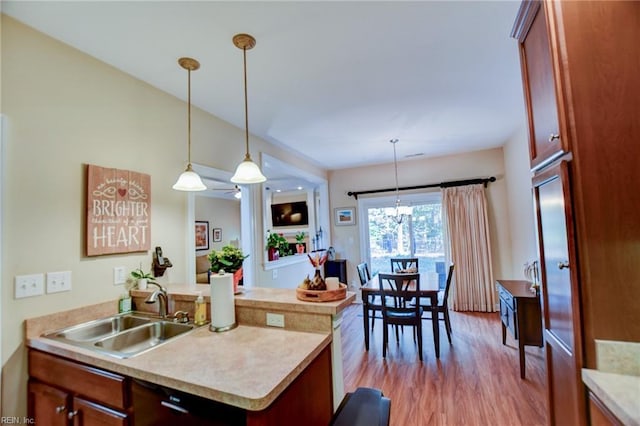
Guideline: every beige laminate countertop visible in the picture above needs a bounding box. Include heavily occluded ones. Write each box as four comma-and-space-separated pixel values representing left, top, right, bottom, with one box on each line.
26, 300, 332, 411
131, 284, 355, 316
582, 369, 640, 425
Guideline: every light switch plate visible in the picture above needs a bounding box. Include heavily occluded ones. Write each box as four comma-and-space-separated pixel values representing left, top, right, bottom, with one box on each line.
266, 312, 285, 328
15, 274, 45, 299
114, 266, 126, 285
46, 271, 72, 293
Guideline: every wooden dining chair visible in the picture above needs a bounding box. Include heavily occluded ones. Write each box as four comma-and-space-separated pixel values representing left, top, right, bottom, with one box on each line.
390, 257, 419, 273
377, 275, 424, 361
378, 273, 420, 341
358, 262, 383, 331
356, 262, 371, 286
419, 264, 455, 344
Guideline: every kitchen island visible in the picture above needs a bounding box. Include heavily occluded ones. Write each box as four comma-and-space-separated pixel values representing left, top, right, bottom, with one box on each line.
26, 285, 354, 424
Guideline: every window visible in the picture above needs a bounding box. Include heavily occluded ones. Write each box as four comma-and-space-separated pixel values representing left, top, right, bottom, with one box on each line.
359, 191, 446, 288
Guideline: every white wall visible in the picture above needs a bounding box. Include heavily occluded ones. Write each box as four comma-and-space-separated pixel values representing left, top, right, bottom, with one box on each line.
0, 16, 326, 417
194, 196, 241, 255
329, 147, 512, 288
502, 125, 537, 277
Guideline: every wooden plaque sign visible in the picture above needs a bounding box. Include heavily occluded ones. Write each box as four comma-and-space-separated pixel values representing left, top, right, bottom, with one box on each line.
86, 164, 151, 256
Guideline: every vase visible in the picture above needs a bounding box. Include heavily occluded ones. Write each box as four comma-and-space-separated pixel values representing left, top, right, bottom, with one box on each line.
296, 244, 305, 254
232, 268, 243, 293
137, 278, 148, 290
308, 268, 326, 291
268, 247, 279, 261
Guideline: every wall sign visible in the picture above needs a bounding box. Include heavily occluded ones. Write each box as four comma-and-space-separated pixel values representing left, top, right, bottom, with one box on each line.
86, 164, 151, 256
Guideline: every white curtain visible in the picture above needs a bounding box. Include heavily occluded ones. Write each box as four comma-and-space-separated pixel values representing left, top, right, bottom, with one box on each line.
442, 184, 496, 312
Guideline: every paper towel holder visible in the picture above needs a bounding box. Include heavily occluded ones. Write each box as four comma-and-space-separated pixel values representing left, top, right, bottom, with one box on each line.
210, 323, 238, 333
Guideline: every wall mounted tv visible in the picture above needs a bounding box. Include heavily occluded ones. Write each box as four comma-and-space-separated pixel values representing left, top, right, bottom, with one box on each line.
271, 201, 309, 227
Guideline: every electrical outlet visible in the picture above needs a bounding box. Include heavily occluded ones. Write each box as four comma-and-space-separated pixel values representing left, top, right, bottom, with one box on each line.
272, 269, 278, 279
15, 274, 45, 299
114, 266, 126, 285
46, 271, 72, 293
266, 312, 285, 328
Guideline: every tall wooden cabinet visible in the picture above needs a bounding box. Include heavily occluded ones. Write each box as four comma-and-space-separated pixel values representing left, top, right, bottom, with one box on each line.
512, 1, 640, 425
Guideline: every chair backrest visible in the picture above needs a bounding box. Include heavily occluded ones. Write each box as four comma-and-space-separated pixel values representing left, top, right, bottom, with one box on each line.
390, 257, 419, 273
441, 264, 455, 307
377, 274, 422, 317
378, 273, 420, 292
356, 262, 371, 286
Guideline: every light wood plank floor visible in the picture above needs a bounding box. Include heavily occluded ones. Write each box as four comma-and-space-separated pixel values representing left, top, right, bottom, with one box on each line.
339, 303, 547, 426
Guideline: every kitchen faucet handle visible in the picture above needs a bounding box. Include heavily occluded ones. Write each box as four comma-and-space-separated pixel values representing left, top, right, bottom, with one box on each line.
173, 311, 190, 324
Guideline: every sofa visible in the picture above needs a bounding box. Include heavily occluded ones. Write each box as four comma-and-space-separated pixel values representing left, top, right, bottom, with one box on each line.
196, 254, 211, 284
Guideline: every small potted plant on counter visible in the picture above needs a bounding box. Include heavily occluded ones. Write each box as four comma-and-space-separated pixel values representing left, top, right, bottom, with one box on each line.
130, 267, 155, 290
295, 231, 306, 254
266, 231, 288, 261
208, 245, 249, 289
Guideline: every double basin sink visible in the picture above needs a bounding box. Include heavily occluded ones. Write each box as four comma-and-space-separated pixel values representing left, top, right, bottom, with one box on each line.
43, 312, 200, 358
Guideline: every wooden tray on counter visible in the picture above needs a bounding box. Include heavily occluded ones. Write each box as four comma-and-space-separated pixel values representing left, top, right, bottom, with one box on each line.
296, 284, 347, 302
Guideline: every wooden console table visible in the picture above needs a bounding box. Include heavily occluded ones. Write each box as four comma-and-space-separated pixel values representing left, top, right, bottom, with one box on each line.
496, 280, 543, 379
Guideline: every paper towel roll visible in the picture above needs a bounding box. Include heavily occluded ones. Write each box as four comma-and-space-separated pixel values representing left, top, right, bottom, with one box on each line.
210, 272, 237, 332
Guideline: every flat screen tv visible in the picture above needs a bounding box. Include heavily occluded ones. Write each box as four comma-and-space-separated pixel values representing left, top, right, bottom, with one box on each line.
271, 201, 309, 227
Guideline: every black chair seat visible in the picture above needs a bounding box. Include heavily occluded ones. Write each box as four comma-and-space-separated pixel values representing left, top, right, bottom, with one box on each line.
331, 387, 391, 426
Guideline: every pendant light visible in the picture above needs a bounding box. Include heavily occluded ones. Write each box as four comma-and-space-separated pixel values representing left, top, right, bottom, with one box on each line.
390, 138, 406, 224
230, 33, 267, 184
173, 57, 206, 191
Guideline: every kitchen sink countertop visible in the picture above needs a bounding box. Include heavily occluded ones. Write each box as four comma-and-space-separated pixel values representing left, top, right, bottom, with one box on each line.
26, 300, 331, 411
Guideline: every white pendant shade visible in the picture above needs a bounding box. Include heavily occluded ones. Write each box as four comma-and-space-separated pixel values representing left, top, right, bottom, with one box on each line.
231, 158, 267, 184
173, 167, 207, 191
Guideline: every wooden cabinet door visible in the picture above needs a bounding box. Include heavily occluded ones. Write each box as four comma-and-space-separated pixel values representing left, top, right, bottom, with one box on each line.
513, 1, 566, 171
28, 381, 70, 426
533, 160, 585, 425
70, 396, 129, 426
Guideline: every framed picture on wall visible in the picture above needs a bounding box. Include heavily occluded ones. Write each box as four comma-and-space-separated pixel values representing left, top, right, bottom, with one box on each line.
213, 228, 222, 242
334, 207, 356, 226
195, 221, 209, 250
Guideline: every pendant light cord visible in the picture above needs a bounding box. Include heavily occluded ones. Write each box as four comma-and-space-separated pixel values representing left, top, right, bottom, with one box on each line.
243, 47, 250, 160
392, 139, 400, 203
187, 67, 192, 166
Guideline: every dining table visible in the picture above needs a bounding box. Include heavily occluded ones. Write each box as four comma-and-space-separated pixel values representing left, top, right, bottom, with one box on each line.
361, 273, 441, 358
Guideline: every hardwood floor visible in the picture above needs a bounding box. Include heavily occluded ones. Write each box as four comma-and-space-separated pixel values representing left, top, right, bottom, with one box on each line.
339, 303, 547, 425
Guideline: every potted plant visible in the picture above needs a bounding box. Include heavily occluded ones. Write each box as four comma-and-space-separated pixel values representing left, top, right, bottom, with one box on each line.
208, 245, 249, 290
266, 231, 288, 261
295, 231, 306, 254
130, 268, 155, 290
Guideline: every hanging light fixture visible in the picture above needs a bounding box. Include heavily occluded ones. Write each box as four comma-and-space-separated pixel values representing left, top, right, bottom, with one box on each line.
173, 57, 207, 191
230, 33, 267, 184
390, 138, 406, 224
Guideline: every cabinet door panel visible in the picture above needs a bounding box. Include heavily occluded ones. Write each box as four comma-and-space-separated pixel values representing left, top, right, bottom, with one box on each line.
514, 1, 566, 171
533, 160, 585, 425
537, 173, 574, 350
72, 397, 129, 426
28, 381, 70, 426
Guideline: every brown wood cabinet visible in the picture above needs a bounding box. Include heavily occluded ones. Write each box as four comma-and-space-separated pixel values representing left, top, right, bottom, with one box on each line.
512, 1, 640, 425
28, 347, 333, 426
588, 392, 623, 426
496, 280, 543, 379
28, 350, 132, 425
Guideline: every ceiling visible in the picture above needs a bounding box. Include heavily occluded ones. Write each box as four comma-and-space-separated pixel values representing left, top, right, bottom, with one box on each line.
3, 1, 525, 171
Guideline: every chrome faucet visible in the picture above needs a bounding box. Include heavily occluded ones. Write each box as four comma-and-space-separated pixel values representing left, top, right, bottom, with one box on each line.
145, 282, 169, 319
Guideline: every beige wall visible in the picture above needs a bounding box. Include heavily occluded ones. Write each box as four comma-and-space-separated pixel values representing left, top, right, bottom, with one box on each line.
329, 147, 513, 288
502, 125, 537, 277
0, 16, 325, 417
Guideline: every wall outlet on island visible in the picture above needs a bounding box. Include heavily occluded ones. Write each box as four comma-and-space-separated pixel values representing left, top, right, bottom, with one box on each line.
266, 312, 285, 328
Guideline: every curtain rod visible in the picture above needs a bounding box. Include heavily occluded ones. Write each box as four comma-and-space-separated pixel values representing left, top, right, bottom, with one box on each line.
347, 176, 496, 200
